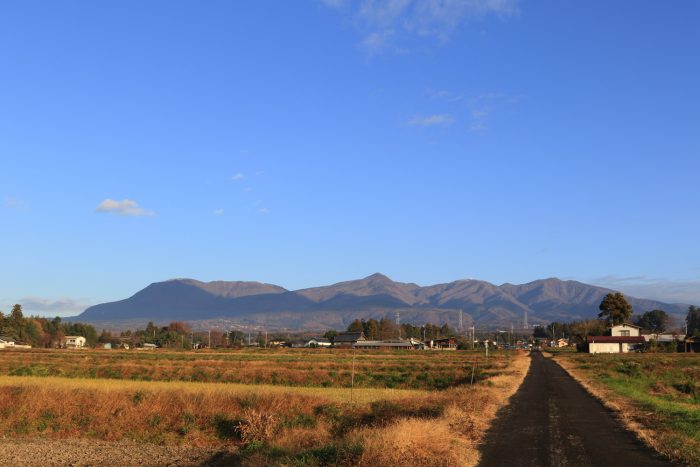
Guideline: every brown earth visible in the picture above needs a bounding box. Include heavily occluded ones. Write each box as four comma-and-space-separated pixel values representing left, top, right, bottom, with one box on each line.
0, 438, 226, 466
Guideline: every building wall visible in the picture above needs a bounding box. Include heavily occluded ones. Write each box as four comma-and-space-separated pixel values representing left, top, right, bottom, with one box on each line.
589, 342, 622, 354
611, 324, 640, 337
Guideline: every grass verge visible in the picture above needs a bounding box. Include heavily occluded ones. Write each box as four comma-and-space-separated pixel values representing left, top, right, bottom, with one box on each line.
554, 353, 700, 465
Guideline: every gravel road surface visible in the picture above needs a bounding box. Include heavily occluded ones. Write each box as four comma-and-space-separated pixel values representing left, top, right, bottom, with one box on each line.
0, 438, 224, 466
478, 351, 672, 466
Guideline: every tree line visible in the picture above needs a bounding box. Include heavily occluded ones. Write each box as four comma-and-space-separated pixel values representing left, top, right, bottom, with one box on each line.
0, 304, 98, 347
345, 318, 455, 340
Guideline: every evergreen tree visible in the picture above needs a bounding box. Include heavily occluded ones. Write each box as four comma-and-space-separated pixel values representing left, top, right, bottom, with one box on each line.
687, 305, 700, 336
598, 293, 633, 326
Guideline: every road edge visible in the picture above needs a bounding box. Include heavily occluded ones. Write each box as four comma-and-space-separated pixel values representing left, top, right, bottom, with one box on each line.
551, 355, 676, 465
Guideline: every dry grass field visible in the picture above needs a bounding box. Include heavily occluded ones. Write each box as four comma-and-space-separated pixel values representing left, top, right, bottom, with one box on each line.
554, 353, 700, 466
0, 348, 530, 466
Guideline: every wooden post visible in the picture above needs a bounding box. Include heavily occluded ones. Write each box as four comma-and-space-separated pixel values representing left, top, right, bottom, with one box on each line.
350, 347, 356, 403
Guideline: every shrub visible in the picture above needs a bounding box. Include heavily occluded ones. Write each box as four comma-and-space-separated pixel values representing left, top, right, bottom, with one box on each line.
238, 409, 278, 445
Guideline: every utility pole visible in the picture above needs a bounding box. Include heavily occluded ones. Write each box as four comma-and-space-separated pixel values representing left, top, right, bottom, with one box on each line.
471, 325, 475, 350
511, 324, 514, 345
459, 309, 464, 333
208, 329, 211, 349
395, 311, 401, 339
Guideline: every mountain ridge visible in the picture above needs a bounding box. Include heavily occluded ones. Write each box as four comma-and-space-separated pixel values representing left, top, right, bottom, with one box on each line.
75, 274, 690, 330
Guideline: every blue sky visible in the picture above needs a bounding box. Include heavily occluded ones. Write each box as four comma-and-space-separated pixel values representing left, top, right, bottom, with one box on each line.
1, 0, 699, 316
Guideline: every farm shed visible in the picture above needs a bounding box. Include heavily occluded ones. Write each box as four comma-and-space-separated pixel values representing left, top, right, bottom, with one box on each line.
305, 337, 332, 348
685, 337, 700, 353
333, 332, 366, 347
353, 338, 424, 350
62, 336, 87, 348
426, 337, 457, 350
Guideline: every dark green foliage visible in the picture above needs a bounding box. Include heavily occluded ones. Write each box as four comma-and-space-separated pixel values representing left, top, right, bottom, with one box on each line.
598, 292, 633, 326
687, 305, 700, 336
635, 309, 669, 333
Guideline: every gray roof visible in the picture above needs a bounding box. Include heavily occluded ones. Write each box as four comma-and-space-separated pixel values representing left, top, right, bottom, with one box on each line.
334, 332, 365, 343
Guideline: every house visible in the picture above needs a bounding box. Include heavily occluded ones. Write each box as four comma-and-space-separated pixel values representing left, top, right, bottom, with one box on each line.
306, 337, 332, 348
0, 338, 15, 349
269, 339, 287, 347
426, 337, 457, 350
553, 338, 569, 348
333, 331, 366, 347
588, 323, 644, 354
62, 336, 87, 348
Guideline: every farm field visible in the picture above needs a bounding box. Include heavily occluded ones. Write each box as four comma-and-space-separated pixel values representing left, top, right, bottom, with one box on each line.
554, 353, 700, 466
0, 348, 504, 390
0, 348, 529, 466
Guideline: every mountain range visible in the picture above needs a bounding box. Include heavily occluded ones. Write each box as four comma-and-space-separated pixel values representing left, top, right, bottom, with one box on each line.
75, 274, 690, 330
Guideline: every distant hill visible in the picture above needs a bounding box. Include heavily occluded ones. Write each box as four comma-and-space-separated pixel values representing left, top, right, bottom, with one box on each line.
75, 274, 690, 330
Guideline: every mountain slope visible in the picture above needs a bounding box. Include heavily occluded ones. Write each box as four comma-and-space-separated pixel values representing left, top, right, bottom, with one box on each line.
76, 274, 690, 329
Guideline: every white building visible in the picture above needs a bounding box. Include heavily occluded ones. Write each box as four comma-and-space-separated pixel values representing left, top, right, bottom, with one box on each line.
0, 338, 15, 349
588, 323, 644, 354
62, 336, 87, 348
305, 337, 332, 348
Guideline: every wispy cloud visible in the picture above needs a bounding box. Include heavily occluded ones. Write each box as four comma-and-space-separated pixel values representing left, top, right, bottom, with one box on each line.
3, 196, 30, 211
232, 173, 245, 181
320, 0, 347, 7
258, 207, 270, 214
17, 297, 92, 316
407, 114, 454, 126
592, 275, 700, 305
426, 90, 521, 132
95, 199, 155, 217
322, 0, 519, 53
213, 208, 225, 216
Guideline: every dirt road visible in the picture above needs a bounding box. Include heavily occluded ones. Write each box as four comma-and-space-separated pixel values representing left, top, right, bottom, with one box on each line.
478, 352, 672, 467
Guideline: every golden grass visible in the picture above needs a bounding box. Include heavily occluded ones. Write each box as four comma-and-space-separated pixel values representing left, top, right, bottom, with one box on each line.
0, 375, 424, 404
0, 350, 530, 465
354, 351, 532, 467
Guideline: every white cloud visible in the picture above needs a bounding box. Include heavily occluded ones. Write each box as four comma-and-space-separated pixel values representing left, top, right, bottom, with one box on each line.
407, 114, 454, 126
17, 297, 92, 316
213, 209, 225, 216
232, 173, 245, 181
323, 0, 519, 52
95, 199, 155, 217
258, 207, 270, 214
592, 275, 700, 305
